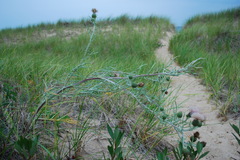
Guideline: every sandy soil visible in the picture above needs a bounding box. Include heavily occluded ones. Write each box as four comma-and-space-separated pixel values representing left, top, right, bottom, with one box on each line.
155, 32, 239, 160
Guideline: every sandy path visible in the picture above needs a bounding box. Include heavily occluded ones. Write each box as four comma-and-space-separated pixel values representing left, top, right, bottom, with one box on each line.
155, 32, 239, 160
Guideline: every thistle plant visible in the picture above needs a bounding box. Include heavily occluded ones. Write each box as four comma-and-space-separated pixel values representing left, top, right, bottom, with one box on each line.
30, 19, 203, 158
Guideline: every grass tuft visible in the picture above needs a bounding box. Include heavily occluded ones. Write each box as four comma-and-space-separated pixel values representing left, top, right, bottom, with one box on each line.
169, 7, 240, 115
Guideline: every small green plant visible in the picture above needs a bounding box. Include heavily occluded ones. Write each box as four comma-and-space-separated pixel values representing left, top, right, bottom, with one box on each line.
173, 132, 209, 160
106, 124, 124, 160
14, 136, 39, 160
156, 147, 169, 160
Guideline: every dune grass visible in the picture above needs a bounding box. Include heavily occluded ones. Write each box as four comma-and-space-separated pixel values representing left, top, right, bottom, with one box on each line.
169, 8, 240, 115
1, 16, 194, 159
0, 16, 173, 105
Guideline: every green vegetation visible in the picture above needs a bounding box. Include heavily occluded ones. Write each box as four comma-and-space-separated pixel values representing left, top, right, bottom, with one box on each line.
230, 121, 240, 146
0, 15, 172, 106
106, 124, 124, 160
1, 14, 204, 159
169, 8, 240, 115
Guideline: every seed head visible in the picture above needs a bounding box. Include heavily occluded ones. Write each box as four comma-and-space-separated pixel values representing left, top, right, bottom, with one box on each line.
200, 141, 207, 147
159, 107, 164, 111
188, 106, 206, 121
92, 8, 98, 13
177, 112, 183, 118
162, 114, 168, 120
138, 82, 145, 87
192, 119, 199, 127
114, 73, 119, 77
189, 106, 200, 114
193, 131, 200, 139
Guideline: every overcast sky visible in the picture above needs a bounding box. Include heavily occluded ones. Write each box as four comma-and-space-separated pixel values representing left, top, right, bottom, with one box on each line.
0, 0, 239, 30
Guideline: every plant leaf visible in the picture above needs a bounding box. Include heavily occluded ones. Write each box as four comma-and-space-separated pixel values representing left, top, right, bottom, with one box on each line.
199, 151, 210, 159
178, 142, 183, 155
230, 123, 240, 135
115, 147, 121, 155
107, 146, 114, 157
38, 142, 56, 160
114, 127, 120, 141
173, 148, 181, 160
14, 143, 23, 153
30, 136, 39, 156
196, 142, 203, 154
116, 151, 123, 160
232, 133, 240, 145
163, 147, 168, 155
108, 139, 113, 146
107, 124, 114, 140
156, 152, 163, 159
116, 131, 124, 147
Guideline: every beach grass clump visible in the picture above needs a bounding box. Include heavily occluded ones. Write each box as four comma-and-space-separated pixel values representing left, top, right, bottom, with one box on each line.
169, 7, 240, 115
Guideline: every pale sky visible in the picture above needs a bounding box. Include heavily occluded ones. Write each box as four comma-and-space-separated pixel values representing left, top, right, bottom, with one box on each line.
0, 0, 239, 30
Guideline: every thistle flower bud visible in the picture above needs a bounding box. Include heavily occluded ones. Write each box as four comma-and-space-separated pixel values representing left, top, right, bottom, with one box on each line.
188, 106, 206, 122
191, 112, 206, 121
92, 8, 98, 13
193, 131, 200, 139
131, 83, 138, 88
138, 82, 144, 87
91, 8, 98, 21
189, 106, 200, 114
177, 112, 183, 118
114, 73, 119, 77
201, 141, 207, 147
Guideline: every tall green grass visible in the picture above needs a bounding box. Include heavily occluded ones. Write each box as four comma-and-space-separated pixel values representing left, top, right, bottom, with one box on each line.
0, 16, 173, 105
169, 8, 240, 114
2, 16, 191, 159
